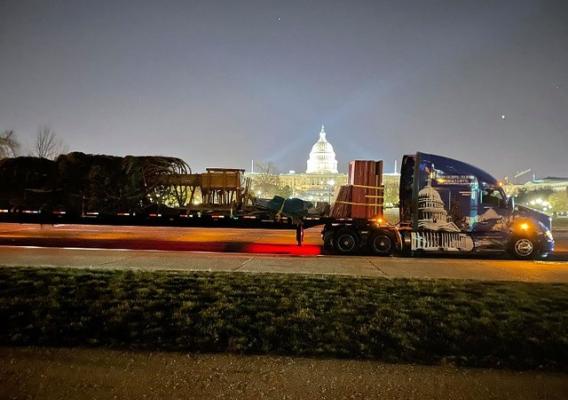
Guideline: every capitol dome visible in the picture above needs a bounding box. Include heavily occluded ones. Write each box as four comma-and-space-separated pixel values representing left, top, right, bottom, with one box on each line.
418, 181, 448, 224
417, 180, 460, 232
306, 125, 338, 174
418, 184, 445, 209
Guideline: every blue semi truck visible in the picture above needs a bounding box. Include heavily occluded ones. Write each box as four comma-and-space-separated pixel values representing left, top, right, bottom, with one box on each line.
322, 152, 554, 259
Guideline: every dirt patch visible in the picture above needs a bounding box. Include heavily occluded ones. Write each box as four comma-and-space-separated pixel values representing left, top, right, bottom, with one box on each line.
1, 347, 567, 400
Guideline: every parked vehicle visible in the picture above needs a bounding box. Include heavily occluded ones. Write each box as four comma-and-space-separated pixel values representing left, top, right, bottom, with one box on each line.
323, 152, 554, 259
0, 152, 554, 259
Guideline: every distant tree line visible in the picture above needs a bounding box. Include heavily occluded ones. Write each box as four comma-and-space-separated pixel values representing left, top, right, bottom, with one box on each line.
0, 126, 67, 160
0, 130, 19, 158
549, 191, 568, 213
250, 161, 292, 199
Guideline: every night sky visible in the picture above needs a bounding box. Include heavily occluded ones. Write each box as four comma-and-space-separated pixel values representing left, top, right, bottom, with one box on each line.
1, 0, 567, 179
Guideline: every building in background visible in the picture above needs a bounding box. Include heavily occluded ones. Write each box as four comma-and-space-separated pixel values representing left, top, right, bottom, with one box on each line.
305, 125, 338, 174
504, 177, 568, 215
512, 177, 568, 195
279, 125, 346, 202
382, 159, 401, 208
248, 124, 402, 206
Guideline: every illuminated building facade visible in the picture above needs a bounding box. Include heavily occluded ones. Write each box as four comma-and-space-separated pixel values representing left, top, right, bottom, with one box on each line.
249, 125, 401, 205
279, 125, 346, 202
306, 125, 338, 174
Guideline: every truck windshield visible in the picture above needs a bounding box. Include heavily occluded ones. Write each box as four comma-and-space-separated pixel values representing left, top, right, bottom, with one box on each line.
480, 187, 506, 208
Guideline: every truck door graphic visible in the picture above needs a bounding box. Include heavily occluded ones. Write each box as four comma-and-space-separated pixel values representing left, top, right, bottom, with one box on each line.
412, 178, 474, 251
411, 153, 482, 252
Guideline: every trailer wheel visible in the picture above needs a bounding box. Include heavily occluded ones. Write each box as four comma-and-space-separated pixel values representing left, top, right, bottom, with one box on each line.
369, 233, 393, 256
509, 236, 537, 260
322, 229, 335, 251
334, 230, 358, 255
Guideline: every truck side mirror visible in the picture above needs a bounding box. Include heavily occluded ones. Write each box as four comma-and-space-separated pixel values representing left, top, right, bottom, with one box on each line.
507, 196, 515, 209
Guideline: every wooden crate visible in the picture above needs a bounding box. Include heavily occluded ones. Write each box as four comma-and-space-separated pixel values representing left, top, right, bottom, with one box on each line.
346, 160, 384, 219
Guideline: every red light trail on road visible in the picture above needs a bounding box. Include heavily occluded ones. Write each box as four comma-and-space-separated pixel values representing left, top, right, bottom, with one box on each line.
244, 243, 321, 256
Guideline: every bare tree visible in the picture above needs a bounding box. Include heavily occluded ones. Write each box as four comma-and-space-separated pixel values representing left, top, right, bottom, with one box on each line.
251, 161, 283, 198
0, 130, 20, 158
33, 126, 66, 159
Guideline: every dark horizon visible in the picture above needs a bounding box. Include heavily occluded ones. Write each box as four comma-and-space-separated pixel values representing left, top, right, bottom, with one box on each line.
1, 0, 567, 179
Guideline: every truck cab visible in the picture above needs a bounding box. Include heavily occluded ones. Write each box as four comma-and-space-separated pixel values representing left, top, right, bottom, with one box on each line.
323, 152, 554, 259
398, 152, 554, 259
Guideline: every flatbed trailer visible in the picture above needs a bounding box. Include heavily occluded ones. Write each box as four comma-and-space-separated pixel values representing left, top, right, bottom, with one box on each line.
0, 207, 330, 229
0, 151, 555, 259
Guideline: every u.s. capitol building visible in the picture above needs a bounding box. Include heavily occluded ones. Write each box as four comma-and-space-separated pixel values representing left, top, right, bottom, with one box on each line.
249, 124, 400, 205
278, 125, 347, 202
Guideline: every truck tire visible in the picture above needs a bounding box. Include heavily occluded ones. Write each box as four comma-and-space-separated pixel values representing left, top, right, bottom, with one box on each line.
322, 229, 335, 251
509, 236, 537, 260
334, 230, 358, 255
400, 232, 412, 256
369, 233, 393, 256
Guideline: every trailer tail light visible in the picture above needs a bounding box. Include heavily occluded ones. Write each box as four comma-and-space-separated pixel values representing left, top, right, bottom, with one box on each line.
148, 213, 162, 217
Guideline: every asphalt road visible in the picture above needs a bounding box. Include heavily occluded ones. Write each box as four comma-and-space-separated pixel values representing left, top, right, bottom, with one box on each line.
0, 223, 324, 255
0, 223, 567, 282
0, 222, 566, 256
0, 224, 568, 282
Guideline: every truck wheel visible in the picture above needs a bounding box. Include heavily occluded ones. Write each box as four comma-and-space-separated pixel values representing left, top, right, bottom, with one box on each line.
400, 232, 412, 256
322, 228, 335, 251
334, 230, 358, 255
510, 236, 537, 259
369, 233, 393, 256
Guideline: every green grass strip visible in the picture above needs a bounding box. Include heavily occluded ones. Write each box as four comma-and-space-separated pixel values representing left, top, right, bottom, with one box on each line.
1, 267, 567, 370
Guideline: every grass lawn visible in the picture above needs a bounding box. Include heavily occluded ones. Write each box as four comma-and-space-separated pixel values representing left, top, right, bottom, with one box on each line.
1, 267, 567, 370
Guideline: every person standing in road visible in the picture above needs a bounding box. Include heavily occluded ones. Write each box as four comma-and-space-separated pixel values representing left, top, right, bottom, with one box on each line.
295, 221, 304, 246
